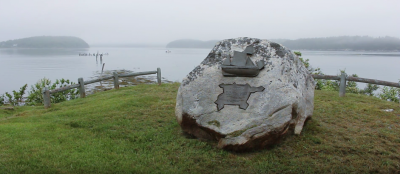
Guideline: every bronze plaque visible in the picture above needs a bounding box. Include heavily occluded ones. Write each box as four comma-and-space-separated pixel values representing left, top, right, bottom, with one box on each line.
215, 83, 265, 111
221, 46, 265, 77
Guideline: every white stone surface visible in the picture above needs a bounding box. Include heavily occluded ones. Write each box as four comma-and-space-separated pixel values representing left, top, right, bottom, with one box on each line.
175, 37, 315, 151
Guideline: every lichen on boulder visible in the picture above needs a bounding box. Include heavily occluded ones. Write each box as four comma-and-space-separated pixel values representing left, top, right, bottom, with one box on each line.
175, 37, 315, 151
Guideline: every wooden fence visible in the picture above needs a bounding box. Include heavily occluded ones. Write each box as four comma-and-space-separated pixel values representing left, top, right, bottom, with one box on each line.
42, 68, 161, 108
312, 72, 400, 97
42, 69, 399, 108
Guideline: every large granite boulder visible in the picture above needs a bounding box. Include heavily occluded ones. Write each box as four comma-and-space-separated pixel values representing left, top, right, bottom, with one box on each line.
175, 37, 315, 151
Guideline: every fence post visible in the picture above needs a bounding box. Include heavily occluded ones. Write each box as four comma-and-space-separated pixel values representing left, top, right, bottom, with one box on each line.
42, 87, 50, 109
113, 72, 119, 89
339, 72, 346, 97
157, 67, 161, 85
78, 78, 86, 98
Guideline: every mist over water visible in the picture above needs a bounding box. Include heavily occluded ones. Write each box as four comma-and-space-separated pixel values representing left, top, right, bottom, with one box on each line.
303, 51, 400, 86
0, 0, 398, 97
0, 48, 399, 95
1, 0, 399, 44
0, 47, 207, 94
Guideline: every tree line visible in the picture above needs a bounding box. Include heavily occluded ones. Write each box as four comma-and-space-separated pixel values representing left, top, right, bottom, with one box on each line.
275, 36, 400, 51
0, 36, 90, 48
166, 36, 400, 51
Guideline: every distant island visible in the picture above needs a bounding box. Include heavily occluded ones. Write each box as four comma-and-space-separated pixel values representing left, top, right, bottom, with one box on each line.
166, 36, 400, 51
0, 36, 89, 48
166, 39, 219, 49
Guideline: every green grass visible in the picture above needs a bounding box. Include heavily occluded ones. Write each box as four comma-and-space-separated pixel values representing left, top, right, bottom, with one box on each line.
0, 83, 399, 173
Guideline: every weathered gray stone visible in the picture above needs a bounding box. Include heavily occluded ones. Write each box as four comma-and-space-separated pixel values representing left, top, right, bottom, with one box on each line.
175, 37, 315, 151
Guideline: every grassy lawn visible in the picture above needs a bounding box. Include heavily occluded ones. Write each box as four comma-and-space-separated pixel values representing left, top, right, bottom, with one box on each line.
0, 83, 399, 173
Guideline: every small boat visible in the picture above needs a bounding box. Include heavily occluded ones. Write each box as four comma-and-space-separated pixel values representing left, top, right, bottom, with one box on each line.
221, 46, 265, 77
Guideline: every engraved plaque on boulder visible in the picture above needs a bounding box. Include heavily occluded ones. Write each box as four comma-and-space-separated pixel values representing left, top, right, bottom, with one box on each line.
221, 46, 266, 77
215, 83, 265, 111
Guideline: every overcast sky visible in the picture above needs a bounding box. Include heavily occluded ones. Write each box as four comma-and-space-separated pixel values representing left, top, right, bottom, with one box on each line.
1, 0, 399, 45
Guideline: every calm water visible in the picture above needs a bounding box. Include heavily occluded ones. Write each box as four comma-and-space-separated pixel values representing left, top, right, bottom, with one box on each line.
0, 48, 399, 94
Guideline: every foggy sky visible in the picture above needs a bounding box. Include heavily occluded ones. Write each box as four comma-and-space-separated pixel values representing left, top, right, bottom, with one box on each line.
1, 0, 399, 45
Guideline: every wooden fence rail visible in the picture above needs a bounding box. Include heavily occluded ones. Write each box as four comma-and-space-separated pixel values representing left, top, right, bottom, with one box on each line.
41, 69, 397, 108
42, 68, 161, 108
312, 72, 400, 97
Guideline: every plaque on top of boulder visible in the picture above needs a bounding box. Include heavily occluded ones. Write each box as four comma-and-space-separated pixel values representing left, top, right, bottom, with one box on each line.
175, 37, 315, 151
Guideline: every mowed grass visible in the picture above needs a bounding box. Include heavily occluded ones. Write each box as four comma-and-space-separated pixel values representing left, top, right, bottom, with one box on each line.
0, 83, 399, 173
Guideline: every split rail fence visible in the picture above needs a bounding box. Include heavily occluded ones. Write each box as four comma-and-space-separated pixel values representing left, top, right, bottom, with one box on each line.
42, 68, 161, 108
312, 72, 400, 97
42, 69, 399, 108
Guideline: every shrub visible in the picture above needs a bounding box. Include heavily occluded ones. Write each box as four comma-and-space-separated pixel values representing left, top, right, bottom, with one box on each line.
26, 78, 51, 105
0, 94, 5, 106
346, 73, 361, 94
3, 84, 28, 106
360, 84, 379, 96
26, 78, 79, 106
379, 85, 400, 103
50, 78, 80, 103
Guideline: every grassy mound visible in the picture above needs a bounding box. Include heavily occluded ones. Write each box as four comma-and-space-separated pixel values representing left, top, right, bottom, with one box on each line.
0, 83, 399, 173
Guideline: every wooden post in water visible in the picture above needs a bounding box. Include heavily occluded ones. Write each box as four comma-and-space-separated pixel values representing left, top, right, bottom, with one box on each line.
100, 63, 105, 86
113, 72, 119, 89
78, 78, 86, 98
339, 72, 346, 97
42, 87, 50, 109
157, 67, 161, 85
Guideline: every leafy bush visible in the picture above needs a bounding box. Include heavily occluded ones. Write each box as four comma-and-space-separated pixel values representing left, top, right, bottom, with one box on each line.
346, 73, 362, 94
26, 78, 51, 105
318, 80, 339, 91
360, 84, 379, 96
50, 78, 80, 103
3, 84, 28, 106
379, 85, 400, 103
26, 78, 79, 106
293, 51, 302, 57
0, 94, 4, 106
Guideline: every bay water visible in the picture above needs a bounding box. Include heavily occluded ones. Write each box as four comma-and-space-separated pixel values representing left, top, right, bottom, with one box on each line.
0, 47, 399, 95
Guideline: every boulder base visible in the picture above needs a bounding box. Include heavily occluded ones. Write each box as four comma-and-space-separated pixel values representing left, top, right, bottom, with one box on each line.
175, 37, 315, 151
